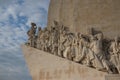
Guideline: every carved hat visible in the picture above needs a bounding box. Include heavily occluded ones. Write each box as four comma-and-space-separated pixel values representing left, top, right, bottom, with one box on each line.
31, 22, 36, 26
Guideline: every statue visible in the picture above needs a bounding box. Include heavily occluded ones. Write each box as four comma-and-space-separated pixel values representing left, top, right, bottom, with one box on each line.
77, 35, 94, 66
42, 28, 50, 52
89, 33, 113, 73
109, 36, 120, 73
65, 33, 76, 60
27, 22, 37, 47
73, 33, 89, 63
58, 28, 68, 57
50, 27, 57, 55
50, 21, 61, 55
36, 27, 42, 49
62, 33, 73, 59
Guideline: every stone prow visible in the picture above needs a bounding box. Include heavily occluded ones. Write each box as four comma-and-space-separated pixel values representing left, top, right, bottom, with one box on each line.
22, 44, 109, 80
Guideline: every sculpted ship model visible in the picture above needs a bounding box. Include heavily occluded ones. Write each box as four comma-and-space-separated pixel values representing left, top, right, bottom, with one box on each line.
22, 21, 120, 80
22, 0, 120, 80
26, 21, 120, 74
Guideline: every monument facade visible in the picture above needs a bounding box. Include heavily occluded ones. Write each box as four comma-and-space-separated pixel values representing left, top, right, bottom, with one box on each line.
22, 0, 120, 80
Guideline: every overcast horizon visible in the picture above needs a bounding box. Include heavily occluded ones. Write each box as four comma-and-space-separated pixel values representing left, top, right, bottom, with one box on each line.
0, 0, 50, 80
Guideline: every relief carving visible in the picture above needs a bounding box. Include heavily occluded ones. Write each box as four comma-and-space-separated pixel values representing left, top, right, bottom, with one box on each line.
26, 21, 120, 74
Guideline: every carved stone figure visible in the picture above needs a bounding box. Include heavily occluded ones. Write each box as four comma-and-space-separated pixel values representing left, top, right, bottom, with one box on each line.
109, 37, 120, 73
42, 28, 50, 52
27, 22, 37, 47
67, 33, 76, 60
50, 21, 61, 55
50, 27, 58, 55
36, 27, 42, 49
72, 33, 79, 62
58, 29, 67, 57
90, 33, 113, 73
78, 35, 94, 66
63, 33, 74, 59
89, 34, 104, 69
73, 33, 88, 63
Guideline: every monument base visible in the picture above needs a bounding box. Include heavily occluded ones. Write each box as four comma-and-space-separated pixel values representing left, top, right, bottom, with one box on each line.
22, 45, 120, 80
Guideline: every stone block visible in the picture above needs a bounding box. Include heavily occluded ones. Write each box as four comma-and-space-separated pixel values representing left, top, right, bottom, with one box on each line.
22, 45, 111, 80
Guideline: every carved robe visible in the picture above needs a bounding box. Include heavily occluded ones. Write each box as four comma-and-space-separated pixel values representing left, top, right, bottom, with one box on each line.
109, 41, 120, 73
90, 39, 104, 69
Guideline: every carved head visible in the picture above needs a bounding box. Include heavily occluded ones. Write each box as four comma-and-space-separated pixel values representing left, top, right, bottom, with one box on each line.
78, 33, 84, 39
31, 22, 37, 30
96, 33, 103, 40
114, 36, 119, 42
31, 22, 36, 26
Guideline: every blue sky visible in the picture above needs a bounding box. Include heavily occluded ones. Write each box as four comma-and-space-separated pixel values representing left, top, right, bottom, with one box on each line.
0, 0, 50, 80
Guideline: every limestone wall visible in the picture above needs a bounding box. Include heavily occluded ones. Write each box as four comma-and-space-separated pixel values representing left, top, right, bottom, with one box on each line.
22, 45, 107, 80
47, 0, 120, 38
47, 0, 62, 27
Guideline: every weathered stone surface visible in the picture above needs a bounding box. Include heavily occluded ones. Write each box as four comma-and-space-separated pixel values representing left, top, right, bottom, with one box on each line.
105, 74, 120, 80
47, 0, 120, 38
22, 45, 108, 80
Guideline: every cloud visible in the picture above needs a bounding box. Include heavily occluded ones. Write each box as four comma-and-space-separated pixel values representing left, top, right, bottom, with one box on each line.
0, 0, 50, 50
0, 0, 50, 80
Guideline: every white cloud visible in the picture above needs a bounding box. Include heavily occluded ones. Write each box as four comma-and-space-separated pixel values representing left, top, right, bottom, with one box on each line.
0, 0, 50, 50
0, 0, 50, 80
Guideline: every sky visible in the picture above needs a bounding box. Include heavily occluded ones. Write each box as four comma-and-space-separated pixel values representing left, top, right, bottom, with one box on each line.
0, 0, 50, 80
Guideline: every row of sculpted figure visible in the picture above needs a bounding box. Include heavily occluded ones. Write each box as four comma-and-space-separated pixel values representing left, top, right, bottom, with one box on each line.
26, 21, 120, 74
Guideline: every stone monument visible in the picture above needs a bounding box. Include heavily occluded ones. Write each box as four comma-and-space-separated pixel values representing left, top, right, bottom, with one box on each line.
22, 0, 120, 80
